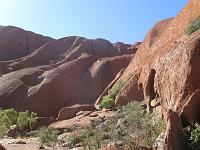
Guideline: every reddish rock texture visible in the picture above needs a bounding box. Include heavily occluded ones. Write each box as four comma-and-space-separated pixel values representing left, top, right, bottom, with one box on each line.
0, 144, 6, 150
0, 26, 53, 61
57, 104, 96, 120
0, 26, 138, 117
163, 110, 186, 150
50, 110, 116, 129
118, 0, 200, 113
111, 0, 200, 149
181, 89, 200, 125
95, 69, 125, 107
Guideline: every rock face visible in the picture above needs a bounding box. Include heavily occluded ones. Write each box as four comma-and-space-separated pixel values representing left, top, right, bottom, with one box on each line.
0, 26, 138, 117
0, 26, 53, 61
111, 0, 200, 149
163, 109, 186, 150
117, 0, 200, 117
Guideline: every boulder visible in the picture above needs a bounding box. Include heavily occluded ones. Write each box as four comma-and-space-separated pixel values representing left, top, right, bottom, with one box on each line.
57, 104, 96, 121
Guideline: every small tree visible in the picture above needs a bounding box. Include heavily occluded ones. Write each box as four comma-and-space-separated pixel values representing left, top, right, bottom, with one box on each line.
0, 109, 18, 128
36, 127, 59, 148
17, 111, 30, 130
29, 112, 37, 130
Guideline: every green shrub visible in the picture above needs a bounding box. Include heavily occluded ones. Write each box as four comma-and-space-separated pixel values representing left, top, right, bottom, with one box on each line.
99, 81, 125, 110
0, 109, 37, 137
29, 112, 37, 130
0, 124, 8, 138
17, 111, 37, 130
81, 128, 102, 150
0, 109, 18, 128
119, 102, 164, 148
186, 16, 200, 35
0, 109, 18, 137
17, 111, 30, 130
36, 127, 59, 147
108, 81, 124, 99
99, 95, 115, 109
183, 123, 200, 150
104, 101, 164, 149
67, 134, 80, 149
90, 118, 103, 129
106, 118, 118, 141
81, 101, 165, 149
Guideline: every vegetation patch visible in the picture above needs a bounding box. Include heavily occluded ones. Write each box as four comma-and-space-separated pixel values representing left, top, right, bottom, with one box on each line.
108, 80, 124, 99
100, 81, 125, 109
0, 109, 37, 137
99, 95, 115, 109
36, 127, 59, 148
183, 122, 200, 150
186, 16, 200, 35
77, 101, 165, 149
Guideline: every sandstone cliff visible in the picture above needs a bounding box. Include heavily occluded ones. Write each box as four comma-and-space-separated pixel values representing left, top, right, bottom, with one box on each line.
0, 26, 138, 117
106, 0, 200, 149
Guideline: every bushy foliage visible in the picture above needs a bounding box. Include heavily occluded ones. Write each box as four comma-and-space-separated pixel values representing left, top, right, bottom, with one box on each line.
99, 81, 125, 109
80, 128, 102, 150
183, 123, 200, 150
67, 134, 81, 149
0, 109, 19, 137
98, 102, 164, 149
29, 112, 37, 130
80, 101, 165, 149
17, 111, 30, 130
186, 16, 200, 35
0, 108, 18, 128
117, 102, 165, 148
99, 95, 115, 109
90, 118, 103, 129
17, 111, 37, 130
0, 109, 37, 137
0, 124, 8, 138
108, 81, 124, 99
36, 127, 59, 147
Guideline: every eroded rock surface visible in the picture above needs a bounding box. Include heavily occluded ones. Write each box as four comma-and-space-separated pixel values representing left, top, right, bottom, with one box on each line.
0, 26, 138, 117
112, 0, 200, 149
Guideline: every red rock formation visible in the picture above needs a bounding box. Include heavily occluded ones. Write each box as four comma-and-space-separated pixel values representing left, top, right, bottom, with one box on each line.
163, 109, 186, 150
95, 69, 125, 107
0, 26, 138, 117
0, 26, 53, 61
111, 0, 200, 149
118, 0, 200, 113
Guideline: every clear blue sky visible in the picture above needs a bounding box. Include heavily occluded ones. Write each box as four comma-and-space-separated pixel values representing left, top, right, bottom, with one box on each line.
0, 0, 188, 44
